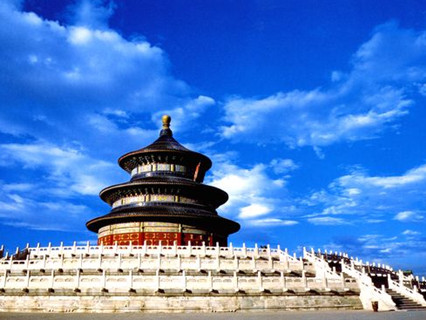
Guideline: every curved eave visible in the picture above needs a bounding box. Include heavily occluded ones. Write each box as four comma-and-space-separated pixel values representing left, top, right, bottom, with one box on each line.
118, 149, 212, 173
86, 210, 240, 235
99, 179, 228, 207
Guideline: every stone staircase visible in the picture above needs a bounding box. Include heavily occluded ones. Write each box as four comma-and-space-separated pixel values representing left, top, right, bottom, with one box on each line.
386, 288, 426, 310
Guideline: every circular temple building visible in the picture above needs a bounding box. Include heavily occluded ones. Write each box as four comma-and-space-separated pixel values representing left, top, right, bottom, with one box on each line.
86, 115, 240, 246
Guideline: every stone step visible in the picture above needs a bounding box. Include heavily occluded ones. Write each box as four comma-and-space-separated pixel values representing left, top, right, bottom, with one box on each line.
386, 289, 426, 310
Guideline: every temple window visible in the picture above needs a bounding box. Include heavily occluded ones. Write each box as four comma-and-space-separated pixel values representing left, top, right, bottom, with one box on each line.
130, 163, 187, 177
112, 194, 198, 208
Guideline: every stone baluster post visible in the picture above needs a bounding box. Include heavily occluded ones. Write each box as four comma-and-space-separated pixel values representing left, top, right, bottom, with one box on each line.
72, 241, 77, 256
36, 243, 40, 256
137, 252, 142, 271
268, 256, 273, 272
142, 241, 147, 256
25, 253, 30, 270
341, 272, 346, 290
181, 270, 187, 292
47, 242, 51, 256
114, 241, 118, 255
173, 241, 177, 256
208, 271, 213, 292
49, 270, 54, 290
277, 244, 281, 258
128, 241, 133, 255
101, 270, 107, 292
158, 241, 163, 256
177, 254, 182, 272
42, 254, 46, 270
252, 255, 257, 272
188, 241, 192, 256
75, 268, 81, 291
242, 243, 247, 258
2, 270, 7, 289
257, 270, 264, 292
254, 243, 259, 258
299, 257, 304, 271
86, 241, 90, 255
323, 270, 329, 291
59, 242, 64, 256
215, 252, 220, 272
234, 255, 239, 272
155, 269, 160, 292
128, 269, 133, 291
98, 253, 102, 270
196, 254, 201, 272
284, 249, 289, 270
302, 270, 308, 291
157, 253, 162, 270
60, 252, 64, 269
280, 271, 287, 292
79, 253, 83, 270
229, 242, 234, 257
399, 270, 404, 287
233, 271, 239, 292
117, 253, 122, 270
201, 241, 206, 256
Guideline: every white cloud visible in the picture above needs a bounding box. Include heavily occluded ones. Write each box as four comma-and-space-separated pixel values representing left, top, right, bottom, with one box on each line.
270, 158, 299, 174
248, 218, 298, 226
152, 95, 216, 132
206, 155, 298, 227
0, 140, 123, 231
0, 141, 118, 197
0, 2, 201, 158
221, 23, 425, 148
402, 230, 420, 236
307, 217, 348, 225
239, 203, 272, 219
68, 0, 116, 29
394, 211, 424, 222
304, 163, 426, 224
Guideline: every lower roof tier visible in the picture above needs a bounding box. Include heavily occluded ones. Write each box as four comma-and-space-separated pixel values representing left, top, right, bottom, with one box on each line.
99, 177, 228, 208
86, 204, 240, 236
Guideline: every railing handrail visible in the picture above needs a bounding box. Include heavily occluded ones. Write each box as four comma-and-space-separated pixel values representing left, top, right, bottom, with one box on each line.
388, 276, 426, 306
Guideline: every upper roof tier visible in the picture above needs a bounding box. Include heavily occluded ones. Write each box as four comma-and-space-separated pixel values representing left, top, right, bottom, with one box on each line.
118, 115, 212, 183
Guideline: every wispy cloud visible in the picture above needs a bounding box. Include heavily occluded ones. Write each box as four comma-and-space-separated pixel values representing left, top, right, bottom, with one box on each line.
207, 154, 299, 227
0, 2, 206, 158
307, 216, 348, 226
0, 141, 120, 230
394, 210, 424, 222
303, 163, 426, 224
0, 141, 118, 196
220, 22, 425, 149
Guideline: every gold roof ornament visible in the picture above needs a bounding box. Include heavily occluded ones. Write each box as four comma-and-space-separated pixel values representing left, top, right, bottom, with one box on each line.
162, 114, 171, 129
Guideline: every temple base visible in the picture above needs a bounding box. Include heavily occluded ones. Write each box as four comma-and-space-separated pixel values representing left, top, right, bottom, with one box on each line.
98, 222, 227, 246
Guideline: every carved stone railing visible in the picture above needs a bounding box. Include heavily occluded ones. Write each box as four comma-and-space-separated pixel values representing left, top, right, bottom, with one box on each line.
341, 260, 396, 311
387, 274, 426, 306
0, 243, 312, 274
0, 244, 361, 294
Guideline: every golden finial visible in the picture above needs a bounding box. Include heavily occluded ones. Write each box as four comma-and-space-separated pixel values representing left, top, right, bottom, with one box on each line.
162, 114, 171, 129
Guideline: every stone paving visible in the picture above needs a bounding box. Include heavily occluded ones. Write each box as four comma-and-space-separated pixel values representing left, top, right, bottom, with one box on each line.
1, 311, 426, 320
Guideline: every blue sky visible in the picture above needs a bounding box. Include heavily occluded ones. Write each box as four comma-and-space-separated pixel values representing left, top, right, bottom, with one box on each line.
1, 0, 426, 275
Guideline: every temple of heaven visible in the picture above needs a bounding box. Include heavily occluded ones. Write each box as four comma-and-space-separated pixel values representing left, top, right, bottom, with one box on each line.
86, 115, 240, 247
